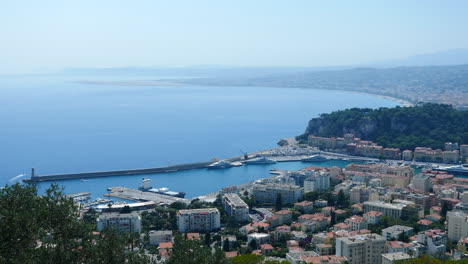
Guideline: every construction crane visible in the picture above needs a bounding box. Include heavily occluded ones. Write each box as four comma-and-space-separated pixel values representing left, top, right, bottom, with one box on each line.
240, 150, 249, 160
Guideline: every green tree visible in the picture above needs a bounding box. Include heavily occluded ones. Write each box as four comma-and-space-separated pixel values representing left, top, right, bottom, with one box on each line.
167, 236, 227, 264
275, 193, 283, 211
0, 183, 148, 264
232, 254, 263, 264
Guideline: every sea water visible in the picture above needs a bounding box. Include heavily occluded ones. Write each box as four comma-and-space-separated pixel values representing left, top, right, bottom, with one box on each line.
0, 74, 398, 198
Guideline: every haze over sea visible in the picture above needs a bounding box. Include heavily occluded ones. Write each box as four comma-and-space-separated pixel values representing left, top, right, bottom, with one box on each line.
0, 74, 398, 198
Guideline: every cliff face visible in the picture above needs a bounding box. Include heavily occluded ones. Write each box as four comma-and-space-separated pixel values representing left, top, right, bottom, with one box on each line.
298, 104, 467, 150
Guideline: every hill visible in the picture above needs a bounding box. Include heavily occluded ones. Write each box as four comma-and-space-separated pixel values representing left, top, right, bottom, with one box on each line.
180, 64, 468, 109
297, 103, 468, 151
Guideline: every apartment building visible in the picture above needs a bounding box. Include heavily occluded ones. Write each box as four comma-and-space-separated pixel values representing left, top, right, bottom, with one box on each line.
177, 208, 221, 233
336, 233, 386, 264
447, 211, 468, 242
412, 173, 433, 192
222, 193, 249, 222
96, 212, 141, 233
304, 171, 330, 193
252, 183, 303, 204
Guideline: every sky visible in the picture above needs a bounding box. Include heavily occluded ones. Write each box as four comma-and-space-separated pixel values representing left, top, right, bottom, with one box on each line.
1, 0, 468, 74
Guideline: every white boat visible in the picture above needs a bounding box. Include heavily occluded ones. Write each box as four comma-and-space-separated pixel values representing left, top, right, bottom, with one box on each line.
207, 160, 234, 169
244, 156, 277, 164
301, 155, 328, 162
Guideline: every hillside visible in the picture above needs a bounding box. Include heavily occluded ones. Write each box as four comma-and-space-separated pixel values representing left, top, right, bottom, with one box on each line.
297, 104, 468, 151
180, 64, 468, 109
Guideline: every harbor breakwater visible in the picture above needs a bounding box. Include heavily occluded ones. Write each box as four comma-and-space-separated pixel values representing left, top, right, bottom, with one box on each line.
28, 155, 246, 182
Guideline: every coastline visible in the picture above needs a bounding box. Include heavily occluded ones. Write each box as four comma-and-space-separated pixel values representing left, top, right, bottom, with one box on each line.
77, 79, 414, 107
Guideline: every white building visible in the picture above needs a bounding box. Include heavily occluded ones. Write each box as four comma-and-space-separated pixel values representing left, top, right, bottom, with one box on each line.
222, 193, 249, 222
336, 233, 386, 264
382, 252, 412, 264
363, 201, 406, 218
96, 212, 141, 233
304, 171, 330, 193
252, 183, 303, 204
382, 225, 414, 241
177, 208, 221, 233
447, 211, 468, 242
247, 232, 270, 245
148, 230, 172, 246
412, 173, 433, 193
416, 229, 447, 258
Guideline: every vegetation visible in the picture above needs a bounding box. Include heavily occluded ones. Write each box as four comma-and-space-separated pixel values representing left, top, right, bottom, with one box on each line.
0, 183, 148, 264
298, 103, 468, 150
167, 235, 228, 264
397, 255, 468, 263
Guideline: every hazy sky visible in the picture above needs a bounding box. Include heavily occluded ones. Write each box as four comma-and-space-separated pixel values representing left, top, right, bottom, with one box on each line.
1, 0, 468, 74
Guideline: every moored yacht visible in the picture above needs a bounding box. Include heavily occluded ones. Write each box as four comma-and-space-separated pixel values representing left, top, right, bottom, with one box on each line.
301, 155, 328, 162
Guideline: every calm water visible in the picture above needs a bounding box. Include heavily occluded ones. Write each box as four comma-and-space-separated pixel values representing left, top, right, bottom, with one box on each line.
0, 74, 398, 198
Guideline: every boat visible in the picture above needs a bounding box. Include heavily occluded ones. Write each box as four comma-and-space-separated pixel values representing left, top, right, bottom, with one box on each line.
138, 178, 186, 198
434, 164, 468, 177
301, 155, 328, 162
207, 160, 234, 169
244, 156, 277, 164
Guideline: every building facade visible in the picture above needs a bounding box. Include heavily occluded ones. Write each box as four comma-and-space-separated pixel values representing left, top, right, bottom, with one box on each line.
96, 212, 141, 233
177, 208, 221, 233
222, 193, 249, 222
336, 234, 386, 264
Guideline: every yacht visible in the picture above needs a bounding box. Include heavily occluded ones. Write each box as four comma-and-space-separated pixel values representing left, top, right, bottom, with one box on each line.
301, 155, 328, 162
244, 156, 277, 164
207, 160, 234, 169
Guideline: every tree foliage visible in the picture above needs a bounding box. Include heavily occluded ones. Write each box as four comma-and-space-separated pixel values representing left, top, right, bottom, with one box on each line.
0, 183, 148, 264
167, 236, 228, 264
299, 103, 468, 150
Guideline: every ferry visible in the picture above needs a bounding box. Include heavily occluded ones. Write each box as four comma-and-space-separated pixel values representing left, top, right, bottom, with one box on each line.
301, 155, 328, 162
244, 156, 277, 164
138, 178, 186, 198
207, 160, 234, 169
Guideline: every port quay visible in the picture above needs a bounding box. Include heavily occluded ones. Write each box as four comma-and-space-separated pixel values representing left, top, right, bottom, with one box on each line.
27, 145, 321, 182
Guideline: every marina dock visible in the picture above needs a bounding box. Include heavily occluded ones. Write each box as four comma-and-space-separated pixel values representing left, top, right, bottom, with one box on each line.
105, 186, 189, 205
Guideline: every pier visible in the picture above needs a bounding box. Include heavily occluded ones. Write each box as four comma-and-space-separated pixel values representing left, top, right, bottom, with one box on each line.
28, 160, 215, 182
105, 187, 189, 205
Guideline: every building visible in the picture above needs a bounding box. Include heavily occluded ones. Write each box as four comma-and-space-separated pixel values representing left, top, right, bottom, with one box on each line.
345, 216, 368, 231
345, 163, 414, 177
383, 148, 402, 160
96, 212, 141, 233
414, 147, 443, 163
381, 252, 412, 264
416, 229, 447, 257
304, 171, 330, 193
222, 193, 249, 222
363, 201, 406, 218
274, 210, 293, 225
336, 233, 386, 264
381, 225, 414, 241
247, 233, 270, 246
252, 183, 303, 204
443, 150, 460, 164
149, 230, 172, 246
402, 150, 413, 161
461, 145, 468, 158
177, 208, 221, 233
445, 142, 459, 151
294, 201, 314, 213
350, 186, 371, 204
412, 173, 433, 192
364, 211, 384, 225
447, 211, 468, 242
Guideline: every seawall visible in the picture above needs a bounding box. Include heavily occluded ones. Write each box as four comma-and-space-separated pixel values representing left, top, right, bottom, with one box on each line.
29, 161, 215, 182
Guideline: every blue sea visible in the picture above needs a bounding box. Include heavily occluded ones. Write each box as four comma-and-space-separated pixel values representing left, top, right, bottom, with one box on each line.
0, 74, 398, 198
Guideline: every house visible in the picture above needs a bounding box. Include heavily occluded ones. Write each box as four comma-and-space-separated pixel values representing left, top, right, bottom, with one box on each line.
260, 244, 274, 255
364, 211, 384, 225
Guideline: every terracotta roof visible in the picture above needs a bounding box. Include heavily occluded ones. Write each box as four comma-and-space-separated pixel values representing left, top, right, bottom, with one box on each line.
260, 244, 274, 250
159, 242, 173, 249
225, 251, 238, 258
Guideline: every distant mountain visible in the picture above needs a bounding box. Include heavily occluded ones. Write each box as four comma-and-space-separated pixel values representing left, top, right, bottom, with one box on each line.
369, 48, 468, 67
